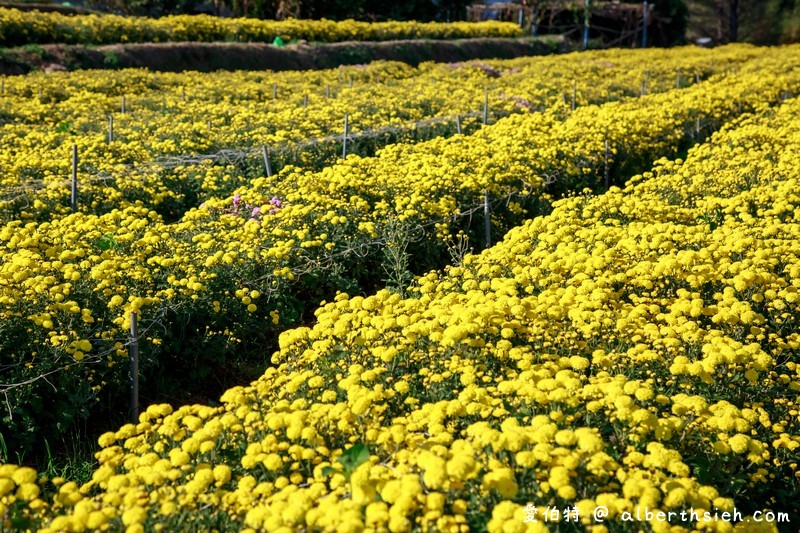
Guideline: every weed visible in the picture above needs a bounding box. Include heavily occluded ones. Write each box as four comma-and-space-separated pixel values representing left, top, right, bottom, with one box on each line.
381, 218, 414, 297
103, 50, 120, 67
20, 44, 47, 59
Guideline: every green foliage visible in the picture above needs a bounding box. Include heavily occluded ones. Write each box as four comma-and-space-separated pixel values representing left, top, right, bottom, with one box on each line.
321, 443, 370, 479
39, 439, 97, 489
94, 233, 118, 251
761, 0, 800, 43
20, 43, 47, 58
103, 50, 120, 67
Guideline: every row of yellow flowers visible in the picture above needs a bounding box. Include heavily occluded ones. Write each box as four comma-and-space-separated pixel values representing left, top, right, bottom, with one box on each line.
0, 7, 522, 47
0, 45, 756, 223
1, 45, 799, 472
4, 54, 800, 533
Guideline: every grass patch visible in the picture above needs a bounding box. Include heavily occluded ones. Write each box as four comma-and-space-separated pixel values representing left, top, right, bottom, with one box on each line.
1, 428, 97, 487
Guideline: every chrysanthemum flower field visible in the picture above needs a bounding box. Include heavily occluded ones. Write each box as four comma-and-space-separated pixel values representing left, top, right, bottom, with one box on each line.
1, 44, 800, 532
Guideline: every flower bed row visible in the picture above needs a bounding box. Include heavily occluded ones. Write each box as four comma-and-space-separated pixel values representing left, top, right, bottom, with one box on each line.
0, 8, 522, 46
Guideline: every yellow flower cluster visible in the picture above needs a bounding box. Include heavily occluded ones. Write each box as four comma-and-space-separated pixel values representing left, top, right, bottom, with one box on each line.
0, 7, 521, 46
3, 44, 800, 465
0, 465, 48, 528
0, 45, 749, 223
13, 85, 800, 532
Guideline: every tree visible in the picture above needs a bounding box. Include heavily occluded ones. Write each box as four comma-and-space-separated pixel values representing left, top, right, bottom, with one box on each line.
757, 0, 800, 43
685, 0, 744, 43
687, 0, 800, 44
652, 0, 690, 46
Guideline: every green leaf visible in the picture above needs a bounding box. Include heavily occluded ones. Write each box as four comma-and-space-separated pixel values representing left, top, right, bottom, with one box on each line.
10, 516, 31, 529
321, 466, 335, 477
55, 120, 74, 135
9, 500, 33, 529
692, 455, 712, 483
95, 233, 116, 251
338, 443, 369, 473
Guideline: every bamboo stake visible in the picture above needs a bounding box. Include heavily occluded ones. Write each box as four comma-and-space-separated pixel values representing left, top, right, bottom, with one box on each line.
129, 312, 139, 423
70, 145, 78, 213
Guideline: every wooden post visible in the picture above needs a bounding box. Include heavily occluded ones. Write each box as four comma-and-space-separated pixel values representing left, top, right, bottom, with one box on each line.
456, 115, 462, 135
675, 69, 681, 89
121, 95, 126, 114
261, 145, 273, 177
518, 7, 524, 27
695, 72, 700, 84
484, 190, 491, 249
349, 77, 353, 88
604, 138, 610, 189
70, 144, 78, 213
696, 117, 701, 137
326, 84, 331, 99
303, 94, 308, 108
342, 114, 349, 159
642, 1, 648, 48
129, 312, 139, 423
272, 83, 277, 99
108, 115, 114, 143
572, 80, 577, 110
